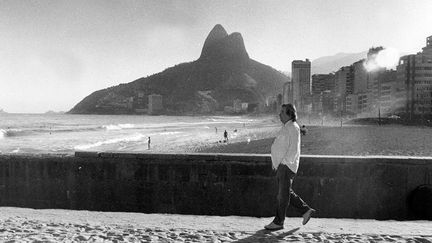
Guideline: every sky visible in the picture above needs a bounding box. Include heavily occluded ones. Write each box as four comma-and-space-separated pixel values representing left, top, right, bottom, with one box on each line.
1, 0, 431, 113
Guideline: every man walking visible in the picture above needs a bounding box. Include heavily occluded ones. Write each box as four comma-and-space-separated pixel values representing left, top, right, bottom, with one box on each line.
265, 104, 315, 230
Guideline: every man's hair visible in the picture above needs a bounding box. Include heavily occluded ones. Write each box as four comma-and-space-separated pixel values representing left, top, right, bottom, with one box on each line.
282, 103, 297, 122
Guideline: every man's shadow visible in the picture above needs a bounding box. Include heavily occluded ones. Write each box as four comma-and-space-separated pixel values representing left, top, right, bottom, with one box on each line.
232, 227, 300, 242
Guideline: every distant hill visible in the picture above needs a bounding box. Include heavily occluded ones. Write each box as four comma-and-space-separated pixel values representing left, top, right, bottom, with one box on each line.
281, 71, 291, 80
311, 51, 367, 74
69, 24, 288, 115
281, 51, 368, 76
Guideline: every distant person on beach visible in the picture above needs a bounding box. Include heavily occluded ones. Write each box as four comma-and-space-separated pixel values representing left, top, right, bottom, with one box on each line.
148, 136, 151, 150
223, 130, 228, 142
265, 104, 315, 231
300, 125, 307, 135
215, 127, 217, 133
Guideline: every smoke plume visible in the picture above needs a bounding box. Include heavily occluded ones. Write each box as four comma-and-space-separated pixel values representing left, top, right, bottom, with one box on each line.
363, 47, 400, 72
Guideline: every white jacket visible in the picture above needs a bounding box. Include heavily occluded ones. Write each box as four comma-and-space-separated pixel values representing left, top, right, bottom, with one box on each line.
270, 120, 301, 173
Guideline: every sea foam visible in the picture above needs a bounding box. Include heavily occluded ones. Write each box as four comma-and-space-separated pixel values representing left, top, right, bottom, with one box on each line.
74, 133, 146, 150
102, 124, 135, 130
0, 129, 5, 139
0, 128, 24, 138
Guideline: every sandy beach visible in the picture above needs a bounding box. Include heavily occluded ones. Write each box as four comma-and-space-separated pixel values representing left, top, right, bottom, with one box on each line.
0, 207, 431, 242
4, 113, 431, 157
197, 124, 432, 156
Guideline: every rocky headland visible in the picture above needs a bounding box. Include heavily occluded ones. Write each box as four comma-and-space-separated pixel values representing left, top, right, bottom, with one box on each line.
69, 25, 288, 115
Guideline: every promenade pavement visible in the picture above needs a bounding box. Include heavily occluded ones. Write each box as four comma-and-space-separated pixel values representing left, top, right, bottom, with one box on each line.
0, 207, 431, 242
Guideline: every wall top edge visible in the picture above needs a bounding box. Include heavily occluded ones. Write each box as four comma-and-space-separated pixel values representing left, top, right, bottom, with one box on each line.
74, 152, 432, 162
0, 153, 74, 158
0, 152, 431, 164
82, 151, 271, 162
301, 154, 432, 160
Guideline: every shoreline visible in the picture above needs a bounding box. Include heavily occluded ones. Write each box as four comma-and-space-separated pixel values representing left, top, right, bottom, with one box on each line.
0, 114, 278, 154
2, 121, 432, 156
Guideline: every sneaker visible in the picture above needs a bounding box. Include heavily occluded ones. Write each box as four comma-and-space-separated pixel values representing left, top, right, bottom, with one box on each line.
264, 222, 283, 230
302, 208, 316, 225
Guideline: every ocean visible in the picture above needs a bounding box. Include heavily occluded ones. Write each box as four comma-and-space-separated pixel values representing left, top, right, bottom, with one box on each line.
0, 113, 278, 154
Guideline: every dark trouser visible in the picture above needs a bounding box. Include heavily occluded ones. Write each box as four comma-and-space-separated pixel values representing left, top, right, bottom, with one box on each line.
273, 164, 310, 225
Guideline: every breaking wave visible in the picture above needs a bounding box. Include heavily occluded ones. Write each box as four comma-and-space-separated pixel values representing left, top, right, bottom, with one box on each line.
0, 128, 25, 138
74, 133, 147, 150
0, 123, 137, 138
102, 124, 135, 130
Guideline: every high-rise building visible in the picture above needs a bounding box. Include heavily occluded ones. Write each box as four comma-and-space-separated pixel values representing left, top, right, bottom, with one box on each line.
133, 91, 147, 113
365, 47, 386, 109
282, 81, 291, 104
346, 66, 354, 95
377, 70, 399, 115
367, 71, 383, 112
346, 94, 358, 115
396, 35, 432, 117
358, 92, 369, 113
291, 59, 311, 111
311, 74, 335, 115
312, 74, 335, 95
148, 94, 163, 115
352, 59, 378, 113
312, 90, 334, 115
352, 60, 368, 94
335, 67, 350, 96
311, 94, 322, 114
333, 66, 352, 113
322, 90, 334, 115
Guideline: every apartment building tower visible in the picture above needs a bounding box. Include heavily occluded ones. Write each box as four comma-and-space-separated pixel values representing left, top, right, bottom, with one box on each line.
396, 35, 432, 117
333, 66, 352, 114
148, 94, 163, 115
291, 59, 311, 112
282, 81, 292, 104
312, 74, 335, 95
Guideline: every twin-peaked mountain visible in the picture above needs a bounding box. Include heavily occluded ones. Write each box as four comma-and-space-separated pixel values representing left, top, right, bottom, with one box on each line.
69, 24, 288, 115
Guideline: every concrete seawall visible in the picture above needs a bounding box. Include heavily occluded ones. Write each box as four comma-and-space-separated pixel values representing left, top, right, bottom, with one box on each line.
0, 153, 431, 220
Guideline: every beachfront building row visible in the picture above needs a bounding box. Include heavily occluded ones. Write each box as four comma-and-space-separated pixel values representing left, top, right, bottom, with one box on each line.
329, 47, 401, 116
284, 54, 395, 117
302, 34, 432, 118
285, 61, 402, 117
332, 67, 401, 116
397, 35, 432, 118
281, 34, 432, 118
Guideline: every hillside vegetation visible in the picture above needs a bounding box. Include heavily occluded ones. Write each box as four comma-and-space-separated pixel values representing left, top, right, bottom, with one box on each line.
69, 24, 288, 115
